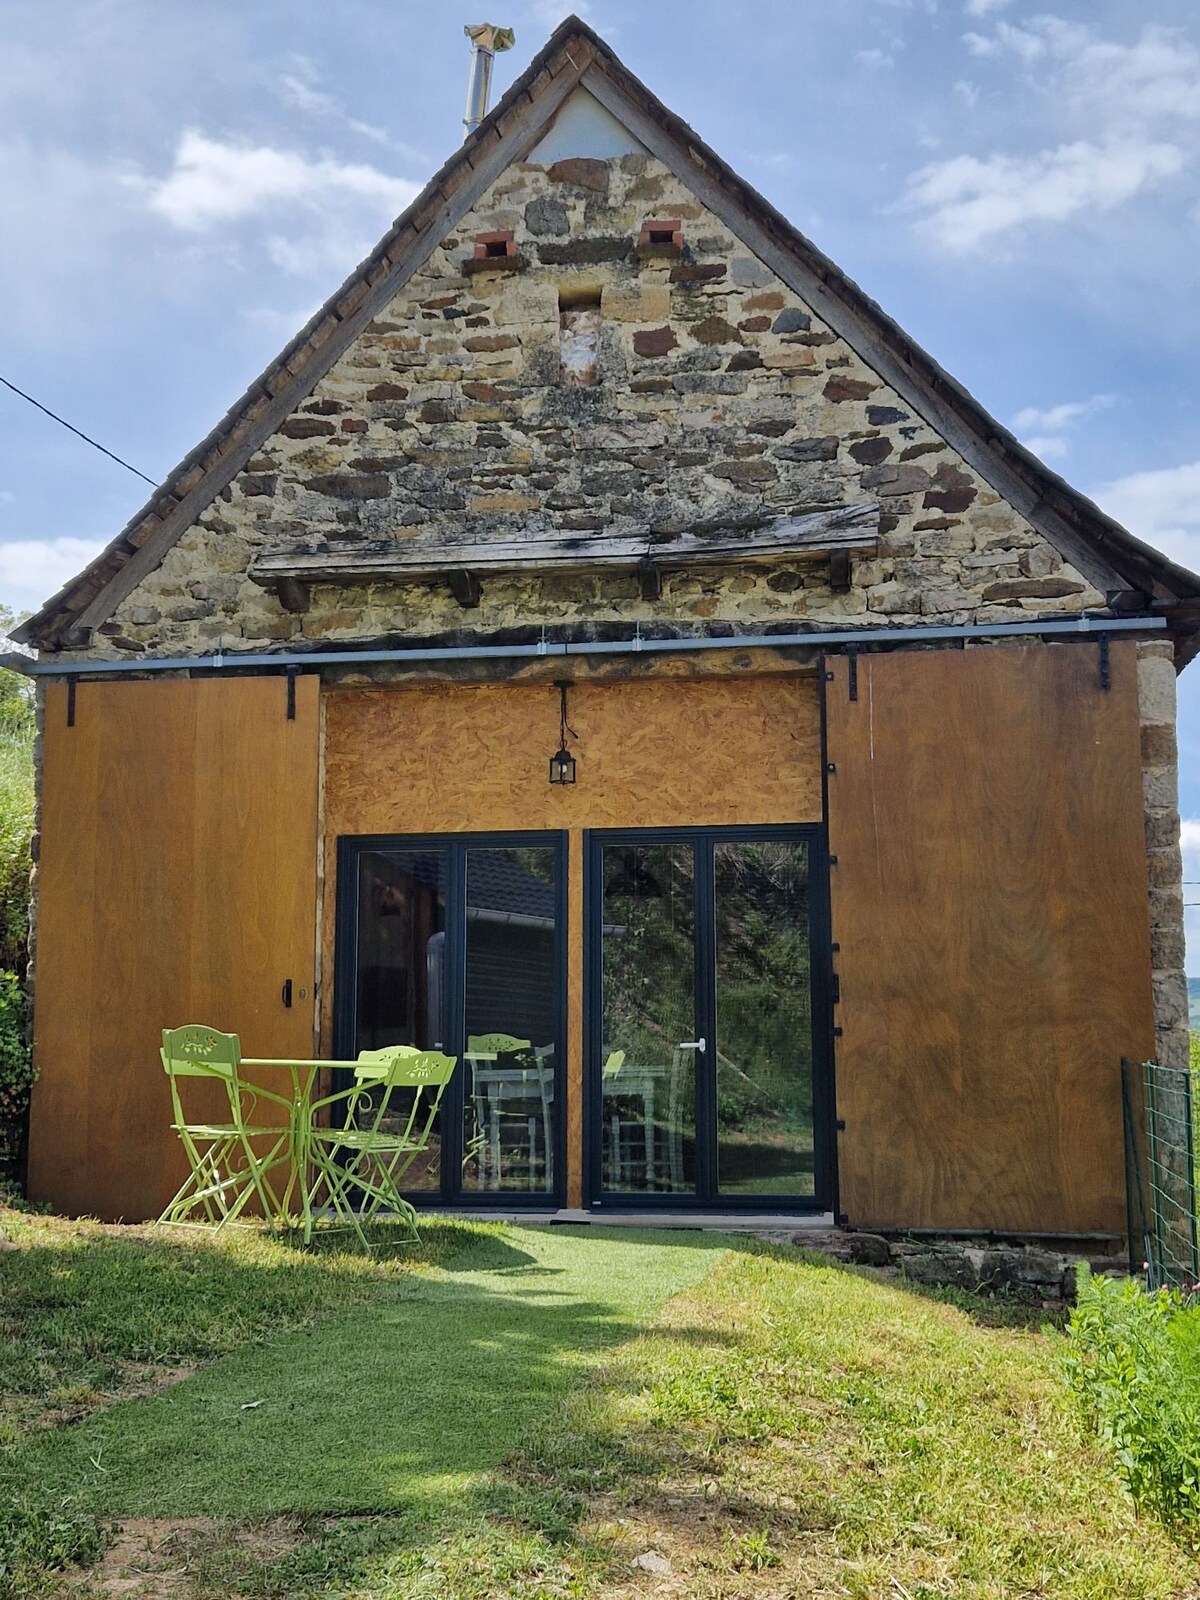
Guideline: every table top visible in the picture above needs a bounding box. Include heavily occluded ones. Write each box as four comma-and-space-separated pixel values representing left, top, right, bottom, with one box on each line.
242, 1058, 361, 1070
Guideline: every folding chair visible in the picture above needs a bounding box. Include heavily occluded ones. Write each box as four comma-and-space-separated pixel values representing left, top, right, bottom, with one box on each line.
308, 1049, 457, 1247
158, 1024, 294, 1230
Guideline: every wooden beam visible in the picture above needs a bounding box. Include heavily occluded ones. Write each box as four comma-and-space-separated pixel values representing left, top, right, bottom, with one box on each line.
249, 503, 879, 587
638, 558, 663, 601
448, 569, 482, 608
829, 549, 852, 593
277, 577, 311, 614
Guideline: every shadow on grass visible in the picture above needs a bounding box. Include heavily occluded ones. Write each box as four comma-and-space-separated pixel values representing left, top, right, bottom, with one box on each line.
5, 1220, 736, 1521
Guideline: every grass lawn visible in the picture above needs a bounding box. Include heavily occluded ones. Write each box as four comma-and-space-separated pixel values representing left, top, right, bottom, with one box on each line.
1, 1204, 1198, 1598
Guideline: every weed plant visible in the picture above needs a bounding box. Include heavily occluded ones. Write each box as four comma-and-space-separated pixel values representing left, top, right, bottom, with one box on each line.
1066, 1267, 1200, 1536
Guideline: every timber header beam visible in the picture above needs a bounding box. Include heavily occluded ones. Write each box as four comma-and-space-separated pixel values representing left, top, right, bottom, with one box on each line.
247, 503, 879, 605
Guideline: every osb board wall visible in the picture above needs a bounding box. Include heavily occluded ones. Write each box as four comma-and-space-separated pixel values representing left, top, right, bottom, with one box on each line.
28, 676, 320, 1222
826, 640, 1155, 1236
321, 671, 823, 1204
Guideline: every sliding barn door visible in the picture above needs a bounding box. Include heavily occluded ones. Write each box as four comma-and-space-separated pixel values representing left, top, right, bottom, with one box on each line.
28, 676, 319, 1221
826, 641, 1155, 1235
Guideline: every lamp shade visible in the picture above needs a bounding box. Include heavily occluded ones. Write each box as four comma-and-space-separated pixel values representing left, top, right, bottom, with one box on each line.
549, 745, 576, 785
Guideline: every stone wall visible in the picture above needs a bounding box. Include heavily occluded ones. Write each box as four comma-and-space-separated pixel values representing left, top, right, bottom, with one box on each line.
85, 151, 1105, 658
1138, 640, 1189, 1071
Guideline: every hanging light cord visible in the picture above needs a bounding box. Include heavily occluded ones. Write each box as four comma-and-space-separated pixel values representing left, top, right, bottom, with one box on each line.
558, 682, 578, 744
0, 374, 157, 486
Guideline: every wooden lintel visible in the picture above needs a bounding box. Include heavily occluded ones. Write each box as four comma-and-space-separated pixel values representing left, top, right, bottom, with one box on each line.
829, 550, 852, 594
248, 502, 880, 588
448, 569, 481, 608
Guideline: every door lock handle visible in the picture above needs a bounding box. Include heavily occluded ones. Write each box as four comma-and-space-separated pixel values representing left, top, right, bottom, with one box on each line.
677, 1038, 706, 1053
281, 978, 293, 1009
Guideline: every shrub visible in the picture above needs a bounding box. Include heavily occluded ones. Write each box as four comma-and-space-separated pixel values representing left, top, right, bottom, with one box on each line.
1065, 1268, 1200, 1532
0, 972, 33, 1160
0, 713, 33, 978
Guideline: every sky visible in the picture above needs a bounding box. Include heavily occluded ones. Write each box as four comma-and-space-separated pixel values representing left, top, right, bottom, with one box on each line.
4, 0, 1200, 959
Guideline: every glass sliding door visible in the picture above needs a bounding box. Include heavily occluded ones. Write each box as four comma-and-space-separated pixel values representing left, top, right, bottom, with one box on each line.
336, 833, 565, 1207
350, 848, 447, 1190
597, 843, 699, 1195
588, 827, 829, 1210
714, 840, 815, 1197
462, 844, 560, 1195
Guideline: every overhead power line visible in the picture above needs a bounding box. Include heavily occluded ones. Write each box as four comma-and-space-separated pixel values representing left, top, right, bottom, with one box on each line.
0, 374, 157, 487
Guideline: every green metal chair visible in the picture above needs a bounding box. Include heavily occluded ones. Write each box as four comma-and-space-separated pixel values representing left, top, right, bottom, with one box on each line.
307, 1049, 457, 1247
158, 1025, 294, 1230
466, 1033, 553, 1189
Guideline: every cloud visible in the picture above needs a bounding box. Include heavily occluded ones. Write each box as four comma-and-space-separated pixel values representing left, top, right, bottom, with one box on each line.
925, 22, 1200, 252
0, 537, 106, 613
1012, 393, 1114, 469
975, 20, 1200, 124
1013, 395, 1114, 432
962, 18, 1200, 126
264, 231, 381, 279
134, 130, 419, 232
953, 79, 980, 107
963, 0, 1012, 14
1022, 435, 1069, 462
1094, 459, 1200, 574
857, 48, 894, 69
276, 63, 427, 162
904, 137, 1183, 250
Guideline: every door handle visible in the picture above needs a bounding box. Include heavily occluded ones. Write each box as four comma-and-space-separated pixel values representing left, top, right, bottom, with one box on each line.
677, 1038, 706, 1053
281, 978, 293, 1009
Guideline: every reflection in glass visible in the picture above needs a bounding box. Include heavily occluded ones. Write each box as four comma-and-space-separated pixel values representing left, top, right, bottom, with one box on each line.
600, 844, 697, 1193
715, 841, 814, 1195
352, 850, 447, 1189
461, 847, 558, 1193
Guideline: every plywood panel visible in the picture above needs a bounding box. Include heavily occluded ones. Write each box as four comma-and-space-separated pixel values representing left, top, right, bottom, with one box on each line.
28, 676, 319, 1221
826, 641, 1155, 1234
323, 674, 822, 838
320, 672, 823, 1191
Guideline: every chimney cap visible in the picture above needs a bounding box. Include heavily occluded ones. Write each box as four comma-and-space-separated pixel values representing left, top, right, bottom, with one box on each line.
464, 23, 515, 52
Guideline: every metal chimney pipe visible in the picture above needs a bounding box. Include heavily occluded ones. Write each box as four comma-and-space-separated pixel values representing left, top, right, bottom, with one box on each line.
463, 23, 515, 138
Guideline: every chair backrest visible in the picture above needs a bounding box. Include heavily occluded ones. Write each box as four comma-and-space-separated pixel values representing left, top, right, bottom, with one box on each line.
161, 1024, 240, 1080
356, 1048, 457, 1089
352, 1050, 457, 1150
354, 1045, 420, 1076
467, 1032, 531, 1056
602, 1048, 627, 1080
161, 1025, 243, 1134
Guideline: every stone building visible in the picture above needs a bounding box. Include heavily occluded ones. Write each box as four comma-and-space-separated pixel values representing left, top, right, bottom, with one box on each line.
15, 17, 1199, 1236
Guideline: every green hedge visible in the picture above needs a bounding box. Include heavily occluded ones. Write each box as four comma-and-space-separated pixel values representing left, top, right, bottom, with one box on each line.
0, 971, 33, 1139
1065, 1268, 1200, 1534
0, 713, 32, 977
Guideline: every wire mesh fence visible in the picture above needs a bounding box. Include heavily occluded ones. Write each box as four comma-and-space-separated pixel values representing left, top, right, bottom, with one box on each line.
1123, 1058, 1199, 1290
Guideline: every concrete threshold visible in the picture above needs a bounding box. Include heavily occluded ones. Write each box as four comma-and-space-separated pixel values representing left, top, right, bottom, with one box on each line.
427, 1207, 835, 1237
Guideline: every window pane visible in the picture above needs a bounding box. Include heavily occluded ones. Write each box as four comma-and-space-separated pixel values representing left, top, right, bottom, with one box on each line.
353, 849, 446, 1191
600, 843, 697, 1194
714, 841, 814, 1196
461, 847, 559, 1194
